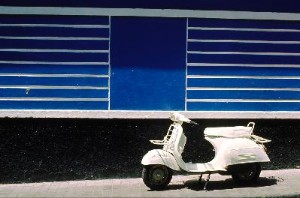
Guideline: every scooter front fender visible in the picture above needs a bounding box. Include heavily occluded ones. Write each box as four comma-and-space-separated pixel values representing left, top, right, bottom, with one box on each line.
141, 149, 181, 171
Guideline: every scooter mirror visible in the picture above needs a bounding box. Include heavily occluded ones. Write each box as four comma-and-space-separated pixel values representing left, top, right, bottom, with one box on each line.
170, 112, 191, 123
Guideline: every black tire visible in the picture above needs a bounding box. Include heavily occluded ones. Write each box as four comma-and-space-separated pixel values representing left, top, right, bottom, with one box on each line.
231, 163, 261, 185
142, 165, 172, 190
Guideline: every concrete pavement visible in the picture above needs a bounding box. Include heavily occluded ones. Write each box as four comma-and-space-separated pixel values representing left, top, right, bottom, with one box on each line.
0, 169, 299, 197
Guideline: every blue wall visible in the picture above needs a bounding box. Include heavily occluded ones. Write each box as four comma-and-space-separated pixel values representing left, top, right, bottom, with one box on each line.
0, 11, 300, 112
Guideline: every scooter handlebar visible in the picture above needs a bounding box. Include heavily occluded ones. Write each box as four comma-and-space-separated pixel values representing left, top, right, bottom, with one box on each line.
189, 120, 199, 126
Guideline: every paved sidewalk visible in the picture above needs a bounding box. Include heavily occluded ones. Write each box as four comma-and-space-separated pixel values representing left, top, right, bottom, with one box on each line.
0, 169, 299, 197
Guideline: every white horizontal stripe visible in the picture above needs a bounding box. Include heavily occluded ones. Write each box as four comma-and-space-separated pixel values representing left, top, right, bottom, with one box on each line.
187, 87, 300, 91
0, 24, 109, 28
188, 51, 300, 56
0, 110, 299, 119
187, 63, 300, 68
0, 49, 109, 53
187, 99, 300, 103
0, 36, 109, 41
188, 27, 300, 32
1, 7, 300, 21
187, 75, 300, 80
0, 61, 108, 65
188, 39, 300, 44
0, 97, 108, 102
0, 73, 108, 78
0, 86, 108, 90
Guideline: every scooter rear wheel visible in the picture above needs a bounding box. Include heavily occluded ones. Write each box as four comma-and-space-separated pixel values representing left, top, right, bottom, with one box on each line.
142, 165, 172, 190
231, 163, 261, 185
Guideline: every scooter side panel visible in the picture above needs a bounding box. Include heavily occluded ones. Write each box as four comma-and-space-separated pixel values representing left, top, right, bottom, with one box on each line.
208, 137, 270, 168
141, 149, 181, 171
229, 147, 270, 165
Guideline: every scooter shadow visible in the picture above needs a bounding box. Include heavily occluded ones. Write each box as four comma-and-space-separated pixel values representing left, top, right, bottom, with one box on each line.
166, 177, 278, 191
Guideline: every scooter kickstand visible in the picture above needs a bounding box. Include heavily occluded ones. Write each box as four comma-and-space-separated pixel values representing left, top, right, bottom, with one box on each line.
203, 173, 211, 191
198, 174, 203, 184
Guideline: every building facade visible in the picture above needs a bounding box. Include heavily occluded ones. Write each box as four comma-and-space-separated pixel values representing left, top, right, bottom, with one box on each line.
0, 1, 300, 118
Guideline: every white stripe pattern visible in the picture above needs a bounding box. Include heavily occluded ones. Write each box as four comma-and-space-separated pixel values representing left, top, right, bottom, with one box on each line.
0, 97, 109, 101
187, 75, 300, 80
188, 27, 300, 32
0, 85, 108, 90
187, 99, 300, 103
188, 51, 300, 56
0, 24, 109, 28
188, 39, 300, 44
0, 49, 109, 53
0, 36, 109, 40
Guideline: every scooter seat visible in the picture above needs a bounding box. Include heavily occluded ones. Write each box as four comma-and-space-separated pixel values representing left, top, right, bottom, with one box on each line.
204, 126, 252, 138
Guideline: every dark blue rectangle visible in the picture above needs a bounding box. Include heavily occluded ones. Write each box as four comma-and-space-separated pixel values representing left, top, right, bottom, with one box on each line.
189, 18, 300, 30
0, 101, 108, 110
187, 90, 300, 100
0, 64, 109, 75
188, 54, 300, 64
0, 77, 108, 87
0, 52, 109, 62
0, 26, 109, 38
0, 89, 108, 98
187, 102, 300, 111
188, 78, 300, 88
189, 30, 300, 41
111, 17, 186, 110
188, 66, 300, 77
0, 39, 109, 50
188, 42, 300, 53
0, 15, 109, 25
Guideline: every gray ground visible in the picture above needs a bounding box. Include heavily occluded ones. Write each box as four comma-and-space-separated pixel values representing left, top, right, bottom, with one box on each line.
0, 169, 299, 197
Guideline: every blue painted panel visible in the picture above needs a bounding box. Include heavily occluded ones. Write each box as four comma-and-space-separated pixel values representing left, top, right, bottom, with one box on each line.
187, 17, 300, 112
188, 90, 300, 100
188, 42, 300, 53
188, 66, 300, 76
187, 102, 300, 111
188, 78, 300, 88
0, 89, 108, 98
188, 54, 300, 64
0, 101, 108, 110
0, 64, 109, 75
0, 15, 109, 25
1, 0, 300, 13
189, 30, 300, 41
0, 39, 109, 50
0, 52, 108, 62
189, 18, 300, 29
0, 77, 108, 87
0, 27, 109, 37
0, 15, 110, 110
111, 17, 186, 110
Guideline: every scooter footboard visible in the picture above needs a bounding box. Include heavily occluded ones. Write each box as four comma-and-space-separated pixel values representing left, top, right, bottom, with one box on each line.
141, 149, 181, 171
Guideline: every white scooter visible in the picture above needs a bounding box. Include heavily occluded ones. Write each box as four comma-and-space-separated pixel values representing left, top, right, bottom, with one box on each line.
141, 112, 271, 190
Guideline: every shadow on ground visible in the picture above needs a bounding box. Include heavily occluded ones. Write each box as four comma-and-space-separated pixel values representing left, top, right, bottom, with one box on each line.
165, 176, 279, 191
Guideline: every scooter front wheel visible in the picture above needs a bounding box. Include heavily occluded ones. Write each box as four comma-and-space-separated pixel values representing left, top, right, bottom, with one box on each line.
142, 165, 172, 190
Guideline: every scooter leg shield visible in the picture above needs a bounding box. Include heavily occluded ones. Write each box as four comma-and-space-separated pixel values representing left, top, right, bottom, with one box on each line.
141, 149, 181, 171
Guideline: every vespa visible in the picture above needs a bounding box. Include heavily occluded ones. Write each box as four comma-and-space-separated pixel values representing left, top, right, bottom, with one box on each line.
141, 112, 271, 190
